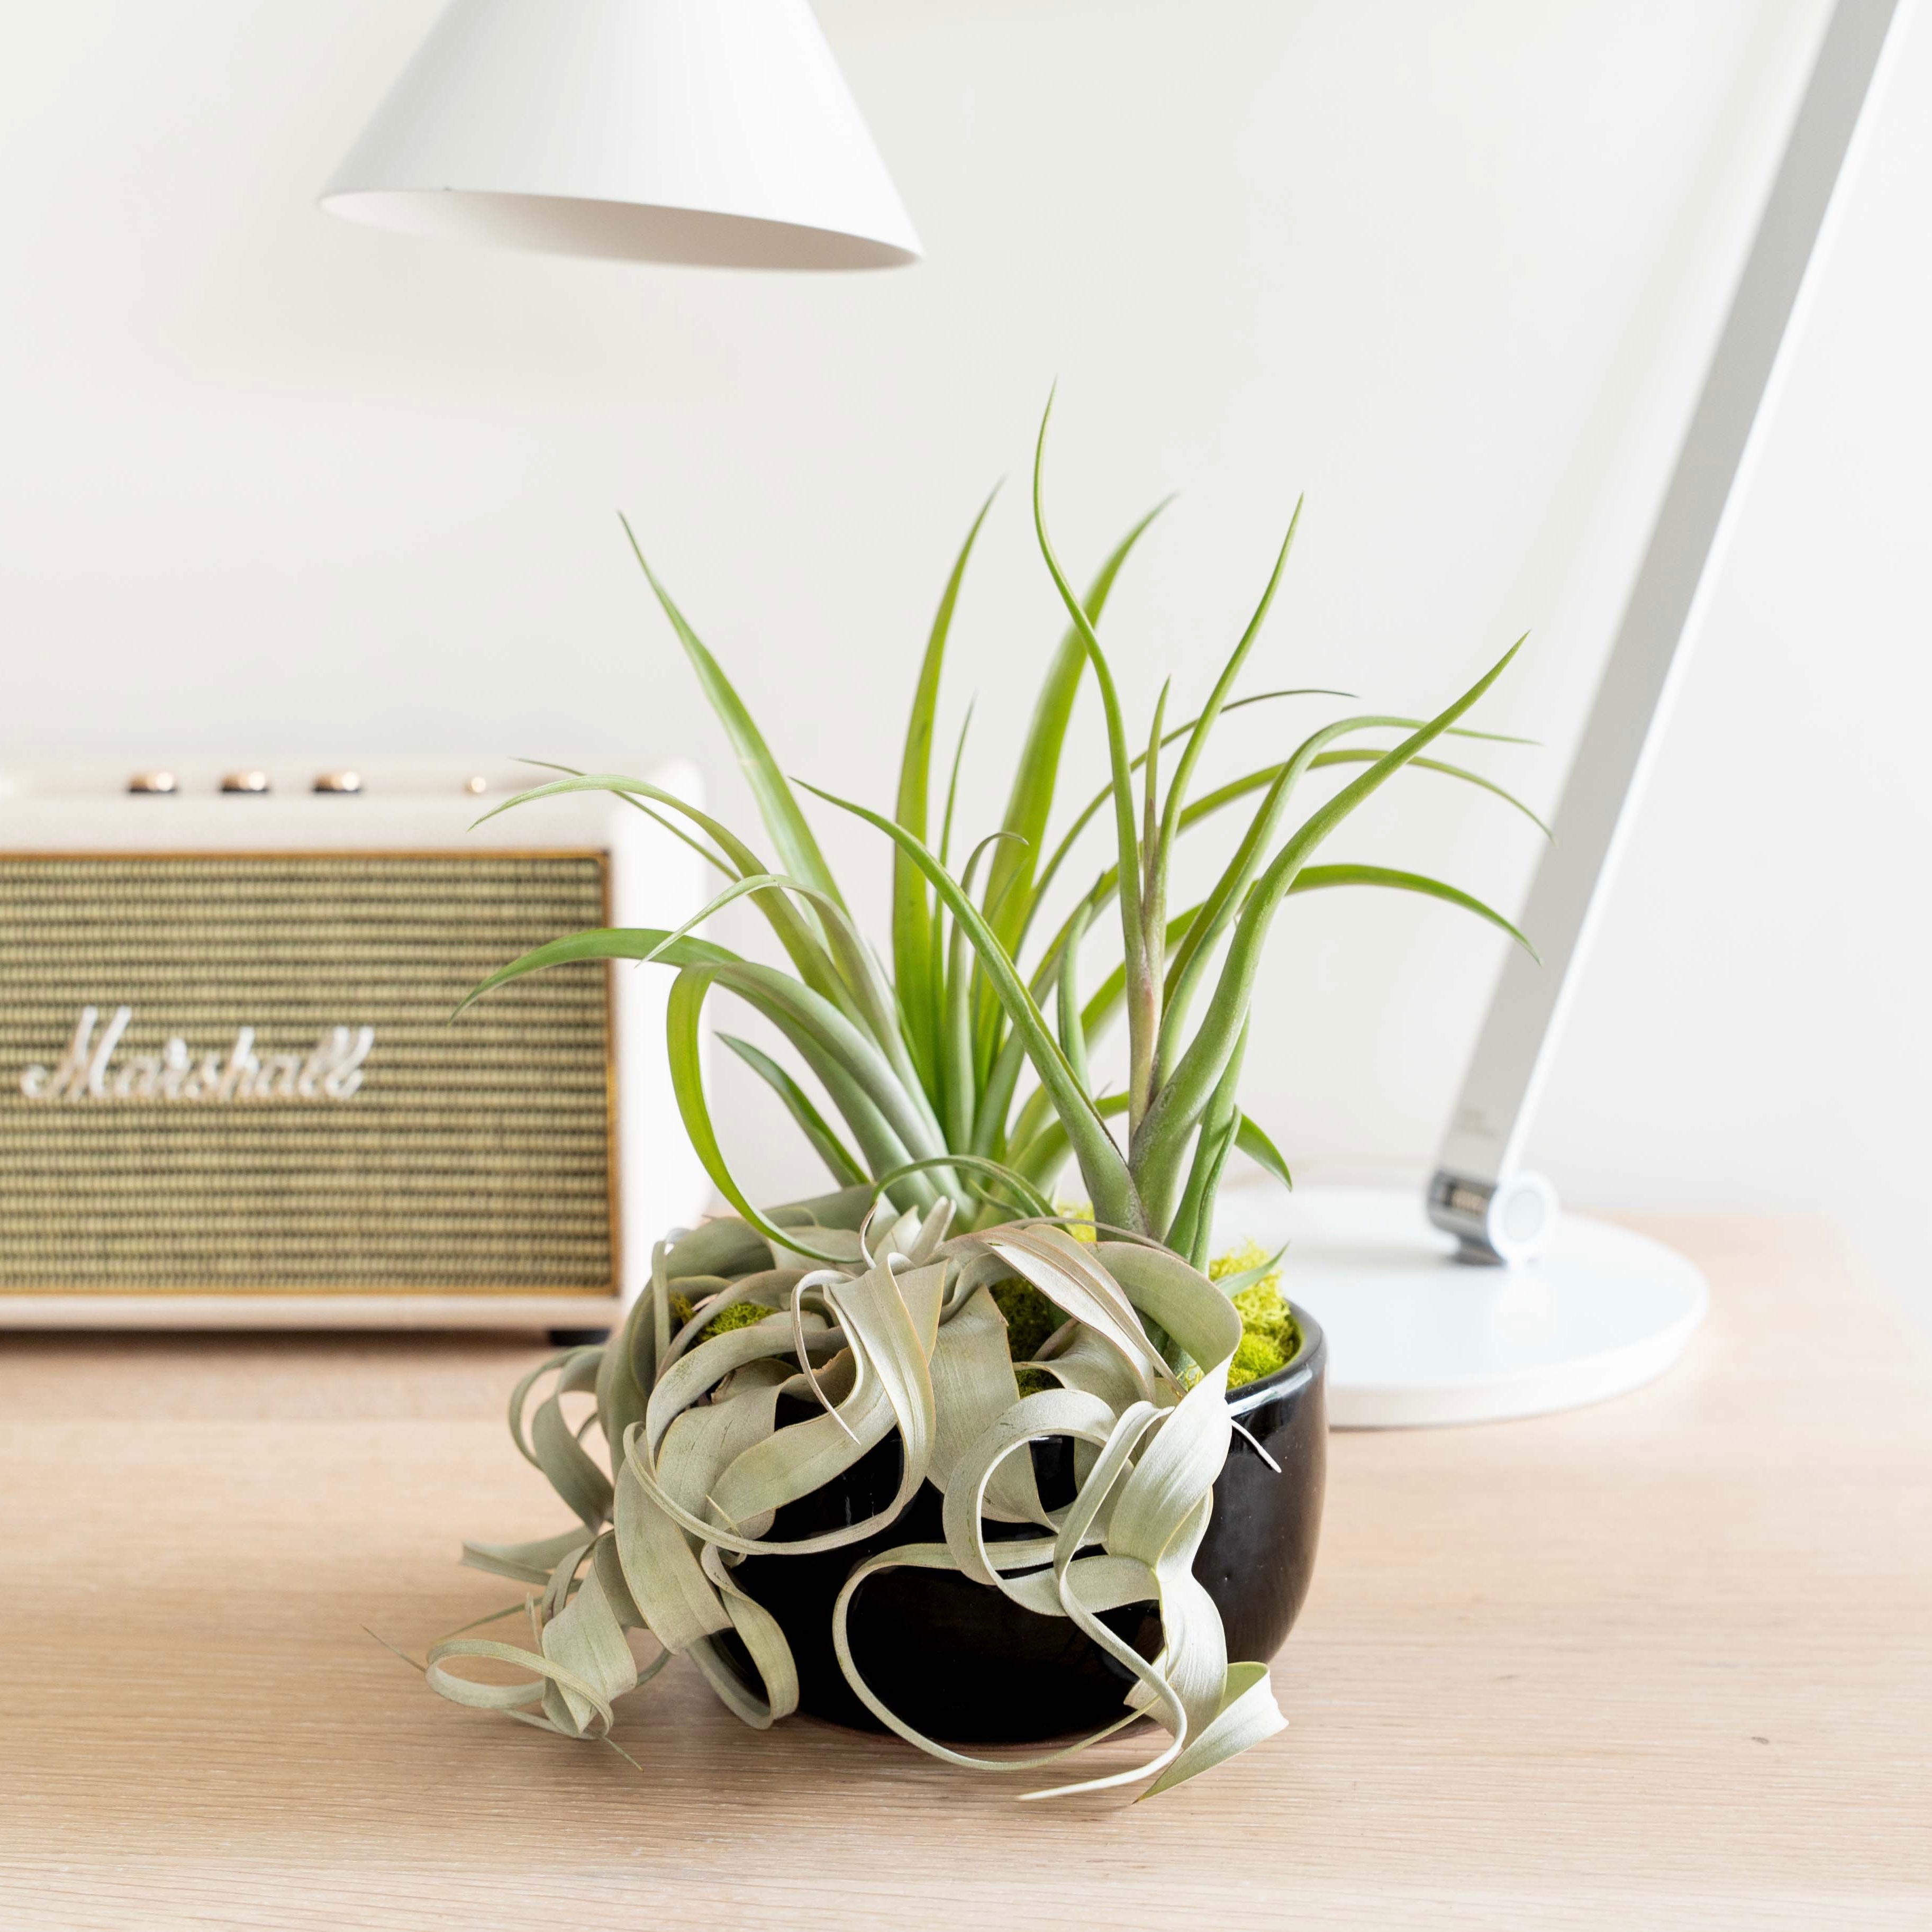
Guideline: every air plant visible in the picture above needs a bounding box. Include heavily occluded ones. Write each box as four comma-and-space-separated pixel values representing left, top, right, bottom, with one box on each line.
408, 399, 1540, 1799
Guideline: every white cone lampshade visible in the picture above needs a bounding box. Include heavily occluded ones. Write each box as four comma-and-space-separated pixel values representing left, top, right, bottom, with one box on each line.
321, 0, 921, 270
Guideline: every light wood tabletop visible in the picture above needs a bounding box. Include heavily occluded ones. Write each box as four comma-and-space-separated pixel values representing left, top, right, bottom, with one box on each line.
3, 1215, 1927, 1930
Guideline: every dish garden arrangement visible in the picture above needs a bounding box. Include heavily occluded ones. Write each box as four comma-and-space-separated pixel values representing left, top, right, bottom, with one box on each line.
403, 402, 1539, 1799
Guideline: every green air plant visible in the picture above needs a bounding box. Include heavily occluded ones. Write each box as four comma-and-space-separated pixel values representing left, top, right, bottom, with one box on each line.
411, 398, 1541, 1799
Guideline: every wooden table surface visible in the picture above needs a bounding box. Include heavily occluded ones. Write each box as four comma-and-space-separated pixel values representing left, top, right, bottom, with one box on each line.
3, 1216, 1928, 1930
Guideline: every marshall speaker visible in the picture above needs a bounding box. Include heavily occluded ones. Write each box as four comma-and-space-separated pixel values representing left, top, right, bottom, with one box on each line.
0, 761, 709, 1329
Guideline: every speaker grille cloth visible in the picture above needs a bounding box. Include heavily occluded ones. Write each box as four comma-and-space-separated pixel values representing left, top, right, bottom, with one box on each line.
0, 853, 612, 1293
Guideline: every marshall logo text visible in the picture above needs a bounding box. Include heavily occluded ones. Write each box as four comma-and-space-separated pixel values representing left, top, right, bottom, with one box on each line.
19, 1006, 375, 1104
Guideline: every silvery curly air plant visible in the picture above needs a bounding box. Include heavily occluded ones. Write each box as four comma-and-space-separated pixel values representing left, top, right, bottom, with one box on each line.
412, 397, 1540, 1798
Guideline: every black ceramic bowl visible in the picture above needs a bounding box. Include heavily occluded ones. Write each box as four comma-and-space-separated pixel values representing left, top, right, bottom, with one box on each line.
720, 1303, 1326, 1743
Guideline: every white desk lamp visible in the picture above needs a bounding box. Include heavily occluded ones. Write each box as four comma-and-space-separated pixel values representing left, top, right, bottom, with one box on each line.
1219, 0, 1915, 1425
321, 0, 920, 269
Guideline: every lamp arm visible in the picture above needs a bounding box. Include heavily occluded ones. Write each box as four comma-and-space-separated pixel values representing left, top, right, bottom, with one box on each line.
1430, 0, 1916, 1264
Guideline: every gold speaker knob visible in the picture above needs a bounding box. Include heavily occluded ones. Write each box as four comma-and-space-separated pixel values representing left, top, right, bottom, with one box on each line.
126, 771, 178, 795
220, 771, 270, 794
313, 772, 362, 794
463, 775, 488, 796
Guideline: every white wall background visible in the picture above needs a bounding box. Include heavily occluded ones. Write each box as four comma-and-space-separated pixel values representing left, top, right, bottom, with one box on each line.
3, 2, 1927, 1328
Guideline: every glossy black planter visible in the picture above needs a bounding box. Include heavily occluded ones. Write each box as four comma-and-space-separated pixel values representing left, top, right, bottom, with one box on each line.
720, 1305, 1326, 1743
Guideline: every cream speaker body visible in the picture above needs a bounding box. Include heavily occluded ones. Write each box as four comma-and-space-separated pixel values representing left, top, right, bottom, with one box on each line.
0, 762, 709, 1330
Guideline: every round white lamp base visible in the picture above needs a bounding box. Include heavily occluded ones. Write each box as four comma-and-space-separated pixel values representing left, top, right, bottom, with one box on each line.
1213, 1183, 1708, 1428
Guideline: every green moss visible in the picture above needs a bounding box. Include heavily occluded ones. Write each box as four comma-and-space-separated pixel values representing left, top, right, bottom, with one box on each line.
1231, 1279, 1291, 1341
1227, 1330, 1287, 1389
1054, 1200, 1097, 1245
1210, 1240, 1301, 1390
990, 1242, 1300, 1395
668, 1292, 695, 1328
1209, 1239, 1274, 1284
700, 1298, 774, 1341
992, 1279, 1062, 1360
